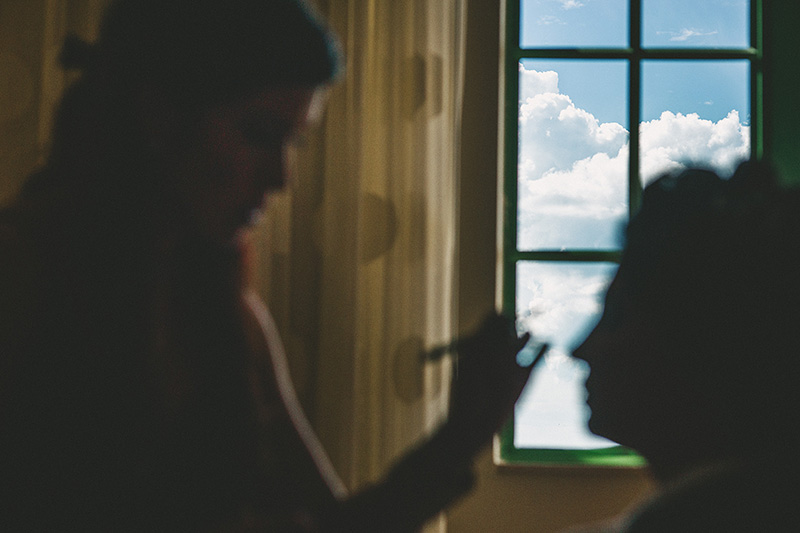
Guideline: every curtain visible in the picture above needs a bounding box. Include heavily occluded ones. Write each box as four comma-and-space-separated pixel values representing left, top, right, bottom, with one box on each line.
252, 0, 467, 524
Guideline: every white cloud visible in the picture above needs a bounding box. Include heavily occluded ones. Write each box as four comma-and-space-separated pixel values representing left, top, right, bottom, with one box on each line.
538, 15, 563, 26
640, 110, 750, 184
657, 28, 719, 42
517, 67, 750, 249
559, 0, 584, 9
517, 69, 628, 250
519, 65, 559, 100
518, 70, 627, 181
518, 146, 628, 250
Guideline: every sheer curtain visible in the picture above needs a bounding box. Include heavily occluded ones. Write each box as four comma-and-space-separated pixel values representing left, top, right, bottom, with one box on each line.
252, 0, 467, 515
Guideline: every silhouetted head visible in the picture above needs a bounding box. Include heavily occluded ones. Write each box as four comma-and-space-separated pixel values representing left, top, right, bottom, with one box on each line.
61, 0, 341, 110
574, 161, 800, 472
38, 0, 342, 244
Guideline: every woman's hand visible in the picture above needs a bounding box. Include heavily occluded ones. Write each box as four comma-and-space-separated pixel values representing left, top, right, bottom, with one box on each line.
443, 313, 536, 459
342, 314, 539, 531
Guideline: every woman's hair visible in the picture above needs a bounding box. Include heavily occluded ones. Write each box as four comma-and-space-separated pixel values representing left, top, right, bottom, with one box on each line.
65, 0, 342, 106
624, 161, 800, 341
29, 0, 342, 214
622, 161, 800, 444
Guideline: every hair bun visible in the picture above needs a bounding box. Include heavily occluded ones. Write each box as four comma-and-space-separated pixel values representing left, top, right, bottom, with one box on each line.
59, 34, 97, 71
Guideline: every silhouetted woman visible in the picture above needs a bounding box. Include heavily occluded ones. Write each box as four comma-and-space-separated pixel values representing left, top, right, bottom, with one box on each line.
574, 161, 800, 531
0, 0, 531, 530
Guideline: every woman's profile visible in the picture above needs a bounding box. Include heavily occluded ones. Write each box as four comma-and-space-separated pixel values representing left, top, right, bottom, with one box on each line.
573, 161, 800, 531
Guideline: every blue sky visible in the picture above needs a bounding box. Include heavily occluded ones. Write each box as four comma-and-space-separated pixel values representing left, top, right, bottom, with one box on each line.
520, 0, 629, 48
514, 0, 751, 450
520, 0, 751, 122
641, 0, 749, 49
521, 0, 749, 49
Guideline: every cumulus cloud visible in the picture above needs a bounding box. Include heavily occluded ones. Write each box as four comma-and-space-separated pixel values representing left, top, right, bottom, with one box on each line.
517, 67, 628, 250
519, 65, 559, 100
640, 110, 749, 184
517, 67, 750, 250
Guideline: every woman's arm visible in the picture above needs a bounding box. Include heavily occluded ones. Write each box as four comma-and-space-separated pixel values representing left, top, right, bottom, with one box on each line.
241, 291, 532, 532
330, 314, 534, 532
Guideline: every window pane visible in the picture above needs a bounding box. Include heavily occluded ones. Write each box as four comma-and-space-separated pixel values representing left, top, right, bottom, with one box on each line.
520, 0, 628, 48
518, 60, 628, 251
643, 0, 749, 49
515, 261, 617, 449
640, 60, 750, 185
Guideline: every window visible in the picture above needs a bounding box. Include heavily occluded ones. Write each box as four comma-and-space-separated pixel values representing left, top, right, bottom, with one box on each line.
499, 0, 762, 466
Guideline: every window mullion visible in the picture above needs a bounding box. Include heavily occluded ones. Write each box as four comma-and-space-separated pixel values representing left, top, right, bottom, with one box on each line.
751, 0, 763, 160
628, 0, 641, 216
629, 60, 641, 214
503, 0, 521, 317
515, 49, 756, 60
512, 251, 622, 263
